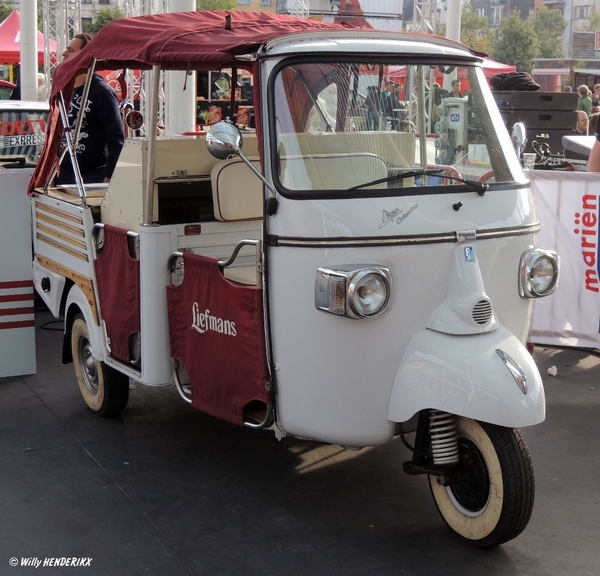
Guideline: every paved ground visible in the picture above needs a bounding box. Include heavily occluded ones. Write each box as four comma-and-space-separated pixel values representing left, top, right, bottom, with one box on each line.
0, 308, 599, 576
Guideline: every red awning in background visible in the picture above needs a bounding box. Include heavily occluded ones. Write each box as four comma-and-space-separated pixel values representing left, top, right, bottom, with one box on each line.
480, 57, 517, 77
0, 10, 58, 65
388, 58, 517, 83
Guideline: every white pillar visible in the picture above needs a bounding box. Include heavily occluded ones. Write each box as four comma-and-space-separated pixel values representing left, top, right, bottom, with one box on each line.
20, 0, 39, 101
445, 0, 461, 42
563, 0, 573, 58
444, 0, 462, 91
167, 0, 197, 135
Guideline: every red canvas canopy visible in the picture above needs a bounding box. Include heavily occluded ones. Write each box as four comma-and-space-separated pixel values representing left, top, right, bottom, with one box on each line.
50, 11, 352, 97
0, 10, 57, 65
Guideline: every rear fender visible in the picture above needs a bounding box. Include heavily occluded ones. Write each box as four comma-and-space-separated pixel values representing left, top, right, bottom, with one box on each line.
33, 261, 66, 318
388, 325, 545, 428
62, 284, 107, 364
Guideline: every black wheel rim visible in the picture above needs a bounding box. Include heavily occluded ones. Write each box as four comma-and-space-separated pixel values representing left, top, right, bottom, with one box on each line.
448, 438, 490, 514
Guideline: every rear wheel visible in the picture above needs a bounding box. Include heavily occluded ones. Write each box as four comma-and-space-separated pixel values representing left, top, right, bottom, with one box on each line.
71, 314, 129, 416
429, 417, 534, 547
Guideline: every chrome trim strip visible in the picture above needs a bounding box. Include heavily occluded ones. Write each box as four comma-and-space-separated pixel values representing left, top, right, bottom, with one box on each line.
496, 349, 528, 394
270, 223, 540, 248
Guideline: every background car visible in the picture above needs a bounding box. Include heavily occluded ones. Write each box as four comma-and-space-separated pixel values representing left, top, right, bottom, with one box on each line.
0, 100, 49, 166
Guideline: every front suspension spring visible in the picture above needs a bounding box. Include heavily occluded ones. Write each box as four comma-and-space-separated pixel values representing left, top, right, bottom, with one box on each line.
429, 410, 460, 465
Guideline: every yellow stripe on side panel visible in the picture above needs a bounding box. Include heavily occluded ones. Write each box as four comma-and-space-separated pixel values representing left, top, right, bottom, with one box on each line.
36, 224, 88, 251
36, 256, 99, 324
35, 213, 85, 238
36, 234, 89, 262
35, 201, 84, 225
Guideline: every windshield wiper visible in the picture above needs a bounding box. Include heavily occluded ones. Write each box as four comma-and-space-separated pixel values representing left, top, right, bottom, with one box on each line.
349, 168, 489, 195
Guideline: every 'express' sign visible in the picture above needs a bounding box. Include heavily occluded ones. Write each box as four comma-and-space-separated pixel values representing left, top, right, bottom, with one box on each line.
0, 111, 48, 163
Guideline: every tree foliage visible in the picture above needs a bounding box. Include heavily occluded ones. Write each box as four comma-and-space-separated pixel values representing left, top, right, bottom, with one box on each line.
534, 7, 566, 58
583, 12, 600, 32
459, 3, 494, 54
0, 0, 13, 23
83, 7, 125, 36
491, 10, 540, 72
196, 0, 237, 9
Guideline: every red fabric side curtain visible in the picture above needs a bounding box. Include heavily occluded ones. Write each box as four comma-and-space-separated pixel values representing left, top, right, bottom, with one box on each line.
167, 252, 271, 426
94, 225, 140, 363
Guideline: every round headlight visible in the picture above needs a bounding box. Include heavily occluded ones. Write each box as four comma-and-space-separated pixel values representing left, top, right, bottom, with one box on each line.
529, 255, 557, 295
348, 270, 390, 318
519, 249, 560, 298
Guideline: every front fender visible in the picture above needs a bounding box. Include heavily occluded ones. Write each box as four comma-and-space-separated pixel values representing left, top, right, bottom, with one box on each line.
388, 325, 545, 428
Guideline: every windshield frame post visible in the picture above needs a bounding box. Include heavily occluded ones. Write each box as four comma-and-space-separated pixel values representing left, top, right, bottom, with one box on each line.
417, 65, 428, 179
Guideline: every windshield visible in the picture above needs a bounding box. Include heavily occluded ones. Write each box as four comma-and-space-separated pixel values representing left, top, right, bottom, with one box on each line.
271, 60, 523, 196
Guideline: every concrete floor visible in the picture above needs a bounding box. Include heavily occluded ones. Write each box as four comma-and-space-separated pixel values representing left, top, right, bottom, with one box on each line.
0, 309, 599, 576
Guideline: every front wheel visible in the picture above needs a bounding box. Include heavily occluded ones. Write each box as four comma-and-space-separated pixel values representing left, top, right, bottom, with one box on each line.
71, 314, 129, 416
429, 417, 534, 548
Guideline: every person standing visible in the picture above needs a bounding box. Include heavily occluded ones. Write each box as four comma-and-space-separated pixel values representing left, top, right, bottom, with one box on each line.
576, 85, 593, 117
380, 80, 395, 117
56, 33, 124, 185
587, 111, 600, 171
365, 85, 380, 130
576, 110, 589, 135
591, 83, 600, 114
443, 79, 463, 98
36, 73, 47, 100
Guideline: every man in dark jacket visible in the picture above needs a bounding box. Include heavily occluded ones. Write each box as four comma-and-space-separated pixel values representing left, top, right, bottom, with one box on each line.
56, 33, 124, 185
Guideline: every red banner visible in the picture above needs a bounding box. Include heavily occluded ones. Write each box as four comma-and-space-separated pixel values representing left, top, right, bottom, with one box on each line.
94, 225, 141, 363
167, 253, 271, 425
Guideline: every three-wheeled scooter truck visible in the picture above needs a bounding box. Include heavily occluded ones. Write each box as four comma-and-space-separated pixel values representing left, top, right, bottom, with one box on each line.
29, 11, 559, 547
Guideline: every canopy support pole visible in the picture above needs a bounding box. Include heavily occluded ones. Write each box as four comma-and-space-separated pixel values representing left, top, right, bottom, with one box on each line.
57, 92, 87, 204
143, 65, 161, 226
48, 62, 97, 197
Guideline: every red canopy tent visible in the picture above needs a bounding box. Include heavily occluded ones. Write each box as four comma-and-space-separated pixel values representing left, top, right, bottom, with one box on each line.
388, 58, 516, 81
387, 57, 517, 94
480, 57, 517, 77
0, 10, 58, 65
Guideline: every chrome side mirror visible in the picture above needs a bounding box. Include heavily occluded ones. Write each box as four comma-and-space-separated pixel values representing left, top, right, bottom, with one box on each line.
205, 121, 243, 159
511, 122, 527, 158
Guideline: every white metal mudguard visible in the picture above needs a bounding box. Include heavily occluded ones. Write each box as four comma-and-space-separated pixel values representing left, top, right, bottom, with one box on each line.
388, 325, 545, 428
64, 283, 108, 362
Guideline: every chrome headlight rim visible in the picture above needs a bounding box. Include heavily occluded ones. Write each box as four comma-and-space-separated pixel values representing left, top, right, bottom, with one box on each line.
347, 268, 393, 319
519, 248, 560, 298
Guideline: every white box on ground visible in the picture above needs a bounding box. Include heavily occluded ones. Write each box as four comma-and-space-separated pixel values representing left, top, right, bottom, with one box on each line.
0, 167, 36, 378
